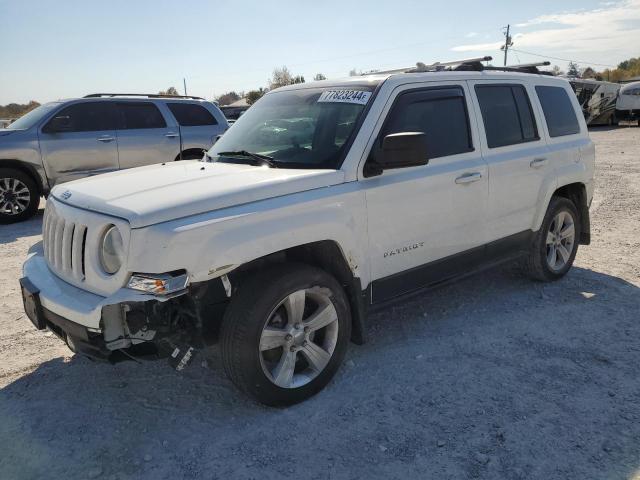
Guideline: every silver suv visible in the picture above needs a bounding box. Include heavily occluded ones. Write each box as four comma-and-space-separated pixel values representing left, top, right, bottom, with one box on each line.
0, 94, 228, 223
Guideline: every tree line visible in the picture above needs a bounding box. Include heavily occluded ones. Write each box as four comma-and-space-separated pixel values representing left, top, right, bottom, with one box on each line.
5, 57, 638, 118
0, 100, 40, 120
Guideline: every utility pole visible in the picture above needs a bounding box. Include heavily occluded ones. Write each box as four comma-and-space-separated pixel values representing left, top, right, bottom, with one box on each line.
501, 24, 513, 66
183, 78, 188, 96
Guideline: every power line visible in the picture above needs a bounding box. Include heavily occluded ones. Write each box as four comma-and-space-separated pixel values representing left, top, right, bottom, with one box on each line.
509, 48, 617, 68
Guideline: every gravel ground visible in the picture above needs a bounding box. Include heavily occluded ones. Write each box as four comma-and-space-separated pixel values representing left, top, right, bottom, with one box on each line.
1, 126, 639, 480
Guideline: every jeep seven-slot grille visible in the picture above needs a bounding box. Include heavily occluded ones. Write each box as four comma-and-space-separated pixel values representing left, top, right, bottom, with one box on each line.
43, 207, 87, 281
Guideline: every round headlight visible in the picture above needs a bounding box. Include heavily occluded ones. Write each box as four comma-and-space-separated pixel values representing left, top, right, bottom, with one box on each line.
100, 225, 124, 274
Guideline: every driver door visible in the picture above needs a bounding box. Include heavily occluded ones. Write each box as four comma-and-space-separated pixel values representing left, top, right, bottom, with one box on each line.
363, 83, 489, 302
39, 102, 119, 186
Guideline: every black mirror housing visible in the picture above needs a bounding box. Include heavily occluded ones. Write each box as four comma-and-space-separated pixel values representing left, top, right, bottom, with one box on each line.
364, 132, 429, 176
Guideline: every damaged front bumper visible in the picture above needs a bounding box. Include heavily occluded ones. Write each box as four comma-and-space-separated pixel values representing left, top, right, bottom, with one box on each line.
21, 251, 197, 365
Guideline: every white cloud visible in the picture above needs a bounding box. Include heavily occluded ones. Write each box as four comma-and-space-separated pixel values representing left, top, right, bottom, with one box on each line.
452, 0, 640, 60
465, 32, 478, 38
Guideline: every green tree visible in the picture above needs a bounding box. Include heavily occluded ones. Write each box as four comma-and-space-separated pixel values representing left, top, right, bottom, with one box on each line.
159, 87, 179, 95
246, 88, 266, 105
567, 62, 580, 78
216, 91, 241, 106
269, 66, 305, 90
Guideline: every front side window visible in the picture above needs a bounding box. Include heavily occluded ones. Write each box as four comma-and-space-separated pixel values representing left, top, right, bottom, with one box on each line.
208, 85, 377, 169
167, 103, 217, 126
117, 102, 166, 130
475, 84, 538, 148
535, 86, 581, 137
42, 102, 117, 133
383, 86, 473, 159
7, 103, 61, 130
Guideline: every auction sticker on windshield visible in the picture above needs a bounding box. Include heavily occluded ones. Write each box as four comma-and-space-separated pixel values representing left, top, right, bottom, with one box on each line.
318, 90, 372, 105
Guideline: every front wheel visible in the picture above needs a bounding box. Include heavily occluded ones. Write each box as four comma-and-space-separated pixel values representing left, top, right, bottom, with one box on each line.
524, 196, 580, 281
220, 263, 351, 406
0, 168, 40, 224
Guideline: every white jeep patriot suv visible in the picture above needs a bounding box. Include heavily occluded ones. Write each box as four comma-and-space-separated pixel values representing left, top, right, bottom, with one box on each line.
20, 58, 594, 405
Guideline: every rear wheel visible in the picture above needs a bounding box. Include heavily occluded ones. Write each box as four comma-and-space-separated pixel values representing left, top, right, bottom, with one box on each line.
0, 168, 39, 224
220, 263, 351, 406
524, 196, 580, 282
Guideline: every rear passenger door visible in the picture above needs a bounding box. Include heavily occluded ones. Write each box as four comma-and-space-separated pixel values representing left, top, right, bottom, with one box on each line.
166, 102, 226, 155
114, 102, 180, 169
469, 81, 553, 242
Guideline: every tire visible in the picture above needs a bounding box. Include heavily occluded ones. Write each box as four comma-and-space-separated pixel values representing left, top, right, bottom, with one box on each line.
524, 196, 580, 282
220, 263, 351, 406
0, 168, 40, 224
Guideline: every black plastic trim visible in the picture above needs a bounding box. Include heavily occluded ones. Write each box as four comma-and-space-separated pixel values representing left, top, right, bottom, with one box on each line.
371, 230, 535, 304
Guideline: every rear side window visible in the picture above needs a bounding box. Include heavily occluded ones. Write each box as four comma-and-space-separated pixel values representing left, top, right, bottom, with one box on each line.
384, 87, 473, 159
43, 102, 117, 132
535, 86, 581, 137
117, 102, 166, 129
167, 103, 218, 126
475, 85, 538, 148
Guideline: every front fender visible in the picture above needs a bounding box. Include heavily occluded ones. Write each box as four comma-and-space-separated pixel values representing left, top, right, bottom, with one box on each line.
127, 183, 369, 289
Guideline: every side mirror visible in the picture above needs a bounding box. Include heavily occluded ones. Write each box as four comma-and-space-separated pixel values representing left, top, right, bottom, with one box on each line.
365, 132, 428, 177
46, 115, 72, 133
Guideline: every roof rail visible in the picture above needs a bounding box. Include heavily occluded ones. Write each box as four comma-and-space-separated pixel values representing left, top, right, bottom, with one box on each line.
83, 93, 205, 100
363, 56, 493, 75
363, 57, 555, 76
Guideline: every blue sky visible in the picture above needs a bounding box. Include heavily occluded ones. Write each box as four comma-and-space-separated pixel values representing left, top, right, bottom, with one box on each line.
1, 0, 638, 104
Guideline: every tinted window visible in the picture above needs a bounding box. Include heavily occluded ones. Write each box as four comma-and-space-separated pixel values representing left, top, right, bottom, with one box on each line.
385, 87, 473, 159
167, 103, 217, 126
535, 86, 581, 137
117, 102, 166, 129
43, 102, 116, 132
475, 85, 538, 148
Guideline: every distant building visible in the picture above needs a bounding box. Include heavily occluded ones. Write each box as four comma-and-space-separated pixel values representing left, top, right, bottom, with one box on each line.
220, 98, 250, 120
0, 119, 14, 128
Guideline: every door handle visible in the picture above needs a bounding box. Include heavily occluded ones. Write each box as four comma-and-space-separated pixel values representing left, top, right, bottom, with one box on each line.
530, 157, 548, 168
97, 136, 115, 143
165, 132, 179, 138
455, 172, 482, 184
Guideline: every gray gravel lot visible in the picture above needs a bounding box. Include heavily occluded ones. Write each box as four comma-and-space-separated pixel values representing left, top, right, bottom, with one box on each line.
1, 126, 639, 480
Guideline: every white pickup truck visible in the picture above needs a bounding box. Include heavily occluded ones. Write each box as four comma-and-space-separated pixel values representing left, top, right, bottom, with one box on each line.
20, 59, 594, 405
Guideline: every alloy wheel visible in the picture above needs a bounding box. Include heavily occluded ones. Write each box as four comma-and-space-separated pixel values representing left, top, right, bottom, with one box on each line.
0, 177, 31, 215
545, 210, 575, 271
259, 287, 339, 389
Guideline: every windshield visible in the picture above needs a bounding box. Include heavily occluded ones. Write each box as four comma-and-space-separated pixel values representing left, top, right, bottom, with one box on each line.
208, 85, 377, 169
6, 103, 61, 130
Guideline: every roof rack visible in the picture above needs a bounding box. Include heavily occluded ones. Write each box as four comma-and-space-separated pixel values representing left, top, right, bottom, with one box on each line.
363, 57, 553, 76
83, 93, 205, 100
363, 56, 493, 75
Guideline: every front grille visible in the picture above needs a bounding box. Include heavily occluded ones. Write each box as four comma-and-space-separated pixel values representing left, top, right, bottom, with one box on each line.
43, 205, 87, 282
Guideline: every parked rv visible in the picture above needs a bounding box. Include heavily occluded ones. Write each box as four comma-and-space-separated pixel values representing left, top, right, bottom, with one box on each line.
615, 81, 640, 125
569, 79, 620, 126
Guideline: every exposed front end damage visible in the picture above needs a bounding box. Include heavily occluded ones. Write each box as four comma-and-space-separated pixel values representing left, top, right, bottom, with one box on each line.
22, 249, 230, 370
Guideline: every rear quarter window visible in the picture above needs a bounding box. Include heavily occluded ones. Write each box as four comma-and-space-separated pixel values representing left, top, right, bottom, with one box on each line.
167, 103, 218, 126
535, 86, 581, 137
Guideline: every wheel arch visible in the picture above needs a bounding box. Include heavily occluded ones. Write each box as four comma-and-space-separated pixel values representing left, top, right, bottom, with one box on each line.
174, 148, 206, 161
194, 240, 368, 345
0, 159, 46, 195
551, 182, 591, 245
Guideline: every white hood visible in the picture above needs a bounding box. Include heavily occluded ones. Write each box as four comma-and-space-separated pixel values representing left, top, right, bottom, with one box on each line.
51, 161, 345, 228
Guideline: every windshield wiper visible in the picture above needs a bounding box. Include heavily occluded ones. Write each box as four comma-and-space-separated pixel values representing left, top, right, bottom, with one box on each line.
217, 150, 278, 168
